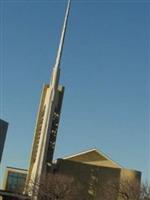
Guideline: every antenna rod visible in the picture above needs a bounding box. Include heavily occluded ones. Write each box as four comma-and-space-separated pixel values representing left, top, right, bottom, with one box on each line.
54, 0, 71, 69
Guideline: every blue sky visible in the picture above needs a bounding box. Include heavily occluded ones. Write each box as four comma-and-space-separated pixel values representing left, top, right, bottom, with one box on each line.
0, 0, 149, 185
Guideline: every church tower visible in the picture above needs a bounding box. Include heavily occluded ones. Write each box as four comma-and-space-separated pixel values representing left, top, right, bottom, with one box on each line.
25, 0, 71, 194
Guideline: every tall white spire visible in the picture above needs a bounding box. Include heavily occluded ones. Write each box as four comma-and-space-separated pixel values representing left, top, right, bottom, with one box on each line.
54, 0, 71, 70
50, 0, 71, 92
25, 1, 72, 195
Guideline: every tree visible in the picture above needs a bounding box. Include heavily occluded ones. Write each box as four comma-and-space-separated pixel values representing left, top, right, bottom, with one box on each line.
26, 173, 150, 200
140, 182, 150, 200
102, 179, 150, 200
27, 173, 82, 200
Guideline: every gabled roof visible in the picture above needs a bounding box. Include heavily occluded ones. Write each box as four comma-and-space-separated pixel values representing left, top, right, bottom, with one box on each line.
63, 148, 122, 169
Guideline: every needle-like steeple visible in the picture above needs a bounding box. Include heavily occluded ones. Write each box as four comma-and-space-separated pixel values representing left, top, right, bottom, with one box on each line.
25, 1, 71, 196
50, 0, 71, 91
54, 0, 71, 70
